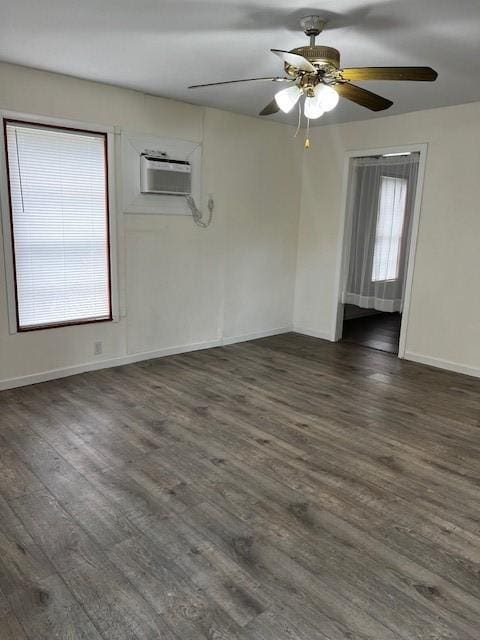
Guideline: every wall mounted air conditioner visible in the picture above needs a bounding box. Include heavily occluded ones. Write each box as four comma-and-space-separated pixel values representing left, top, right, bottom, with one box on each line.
140, 153, 192, 196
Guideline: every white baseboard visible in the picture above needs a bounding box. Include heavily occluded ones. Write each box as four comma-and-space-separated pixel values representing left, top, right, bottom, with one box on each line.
404, 351, 480, 379
6, 327, 477, 391
0, 328, 292, 391
222, 327, 292, 346
0, 338, 223, 391
292, 326, 333, 341
291, 333, 480, 380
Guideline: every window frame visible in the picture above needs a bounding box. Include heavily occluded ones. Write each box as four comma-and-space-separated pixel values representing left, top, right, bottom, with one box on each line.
0, 111, 119, 333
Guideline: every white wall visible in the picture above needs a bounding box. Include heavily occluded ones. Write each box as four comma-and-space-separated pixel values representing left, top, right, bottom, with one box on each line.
0, 62, 302, 388
294, 101, 480, 376
2, 60, 479, 387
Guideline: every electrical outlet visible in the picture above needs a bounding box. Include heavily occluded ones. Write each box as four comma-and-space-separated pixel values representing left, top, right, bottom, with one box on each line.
94, 341, 103, 356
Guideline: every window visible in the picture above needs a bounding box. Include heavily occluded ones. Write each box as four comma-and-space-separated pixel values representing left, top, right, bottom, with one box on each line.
372, 175, 407, 282
3, 120, 112, 331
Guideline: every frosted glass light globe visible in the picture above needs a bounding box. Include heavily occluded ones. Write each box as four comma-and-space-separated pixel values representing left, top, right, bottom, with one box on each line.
275, 85, 302, 113
315, 84, 339, 112
304, 96, 325, 119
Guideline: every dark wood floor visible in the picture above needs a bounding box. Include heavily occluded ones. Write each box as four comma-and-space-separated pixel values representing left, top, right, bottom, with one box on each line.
1, 333, 480, 639
342, 312, 402, 354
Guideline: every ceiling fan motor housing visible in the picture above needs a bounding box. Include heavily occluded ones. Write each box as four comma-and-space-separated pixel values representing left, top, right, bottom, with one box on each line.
290, 46, 340, 69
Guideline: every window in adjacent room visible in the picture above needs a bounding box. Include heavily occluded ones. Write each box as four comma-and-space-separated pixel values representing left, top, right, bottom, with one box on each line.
372, 175, 408, 282
3, 120, 112, 331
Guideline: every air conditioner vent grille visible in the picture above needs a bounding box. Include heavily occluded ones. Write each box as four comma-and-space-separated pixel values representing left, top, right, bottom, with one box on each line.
140, 156, 192, 195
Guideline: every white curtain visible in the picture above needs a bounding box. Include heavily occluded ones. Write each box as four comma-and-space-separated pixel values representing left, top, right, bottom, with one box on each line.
342, 153, 419, 312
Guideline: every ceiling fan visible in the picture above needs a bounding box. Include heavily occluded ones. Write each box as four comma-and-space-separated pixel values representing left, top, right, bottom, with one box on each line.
189, 15, 438, 126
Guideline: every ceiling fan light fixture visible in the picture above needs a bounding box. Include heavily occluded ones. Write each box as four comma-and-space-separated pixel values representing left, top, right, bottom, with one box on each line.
304, 95, 324, 119
188, 15, 438, 129
274, 85, 302, 113
314, 83, 339, 111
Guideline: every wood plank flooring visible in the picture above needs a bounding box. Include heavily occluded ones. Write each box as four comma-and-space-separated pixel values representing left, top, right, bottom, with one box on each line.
342, 312, 402, 354
1, 332, 480, 639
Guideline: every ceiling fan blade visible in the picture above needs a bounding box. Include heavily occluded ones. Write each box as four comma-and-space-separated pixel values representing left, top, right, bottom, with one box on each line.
334, 82, 393, 111
271, 49, 316, 73
259, 99, 280, 116
188, 77, 290, 89
341, 67, 438, 82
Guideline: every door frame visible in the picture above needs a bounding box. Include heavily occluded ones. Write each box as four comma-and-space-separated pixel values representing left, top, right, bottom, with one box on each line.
330, 143, 428, 358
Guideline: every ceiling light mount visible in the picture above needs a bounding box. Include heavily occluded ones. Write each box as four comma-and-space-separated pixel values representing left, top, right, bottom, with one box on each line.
300, 15, 327, 46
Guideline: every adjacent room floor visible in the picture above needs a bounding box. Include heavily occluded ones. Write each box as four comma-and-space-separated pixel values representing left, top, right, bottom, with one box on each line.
342, 311, 402, 354
1, 333, 480, 639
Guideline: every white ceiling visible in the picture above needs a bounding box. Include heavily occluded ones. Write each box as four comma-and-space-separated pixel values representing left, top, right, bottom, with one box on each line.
1, 0, 479, 126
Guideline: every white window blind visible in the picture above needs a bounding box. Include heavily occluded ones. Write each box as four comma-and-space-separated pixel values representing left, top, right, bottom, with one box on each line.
372, 175, 408, 282
5, 121, 111, 330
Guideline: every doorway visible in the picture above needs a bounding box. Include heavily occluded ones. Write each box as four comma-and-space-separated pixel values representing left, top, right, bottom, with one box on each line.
333, 145, 427, 357
342, 305, 401, 354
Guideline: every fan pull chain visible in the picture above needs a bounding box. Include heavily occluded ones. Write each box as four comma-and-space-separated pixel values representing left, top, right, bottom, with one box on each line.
305, 118, 311, 149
